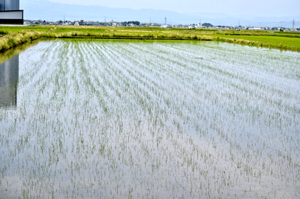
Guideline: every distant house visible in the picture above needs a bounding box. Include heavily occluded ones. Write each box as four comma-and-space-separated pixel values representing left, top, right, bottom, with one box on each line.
249, 27, 264, 30
24, 20, 32, 25
196, 23, 203, 28
79, 20, 85, 25
161, 24, 171, 28
151, 23, 161, 27
99, 22, 108, 26
124, 21, 140, 27
63, 21, 71, 26
140, 23, 149, 27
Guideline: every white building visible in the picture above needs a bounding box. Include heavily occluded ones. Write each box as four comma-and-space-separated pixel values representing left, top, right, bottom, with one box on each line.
161, 24, 171, 28
196, 23, 202, 28
249, 27, 265, 30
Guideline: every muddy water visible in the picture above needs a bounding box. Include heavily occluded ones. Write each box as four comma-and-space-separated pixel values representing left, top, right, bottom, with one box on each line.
0, 40, 300, 198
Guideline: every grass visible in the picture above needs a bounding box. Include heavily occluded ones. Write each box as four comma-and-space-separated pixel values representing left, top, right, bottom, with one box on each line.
0, 31, 41, 52
214, 35, 300, 49
0, 26, 299, 52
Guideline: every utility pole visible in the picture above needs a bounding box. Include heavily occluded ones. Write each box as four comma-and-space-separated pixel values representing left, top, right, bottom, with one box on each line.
293, 19, 295, 29
165, 17, 167, 25
150, 18, 151, 24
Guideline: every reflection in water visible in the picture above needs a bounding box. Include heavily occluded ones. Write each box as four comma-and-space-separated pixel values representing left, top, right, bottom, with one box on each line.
0, 40, 38, 109
0, 55, 19, 108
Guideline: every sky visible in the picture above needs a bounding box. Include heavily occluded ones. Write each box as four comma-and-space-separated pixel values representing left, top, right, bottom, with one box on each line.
20, 0, 300, 27
44, 0, 300, 17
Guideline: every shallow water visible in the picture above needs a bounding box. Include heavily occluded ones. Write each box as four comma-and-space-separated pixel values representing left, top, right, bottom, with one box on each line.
0, 40, 300, 198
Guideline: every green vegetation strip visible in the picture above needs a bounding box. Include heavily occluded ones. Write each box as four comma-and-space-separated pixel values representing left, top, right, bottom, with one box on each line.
214, 35, 300, 49
0, 31, 41, 52
216, 36, 300, 52
0, 27, 300, 52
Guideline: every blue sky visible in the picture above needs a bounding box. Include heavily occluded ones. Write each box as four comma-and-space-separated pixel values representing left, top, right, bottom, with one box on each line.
43, 0, 299, 17
21, 0, 300, 26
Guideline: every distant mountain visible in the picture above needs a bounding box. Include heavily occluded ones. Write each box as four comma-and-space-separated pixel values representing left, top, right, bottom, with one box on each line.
21, 0, 300, 28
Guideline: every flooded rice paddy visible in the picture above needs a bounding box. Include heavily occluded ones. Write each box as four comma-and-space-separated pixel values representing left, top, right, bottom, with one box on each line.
0, 40, 300, 198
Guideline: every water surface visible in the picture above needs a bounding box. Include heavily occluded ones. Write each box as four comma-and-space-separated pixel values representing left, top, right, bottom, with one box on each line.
0, 40, 300, 198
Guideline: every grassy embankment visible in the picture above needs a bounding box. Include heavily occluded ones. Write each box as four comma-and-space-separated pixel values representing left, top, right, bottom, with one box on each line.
0, 30, 41, 52
0, 26, 300, 52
